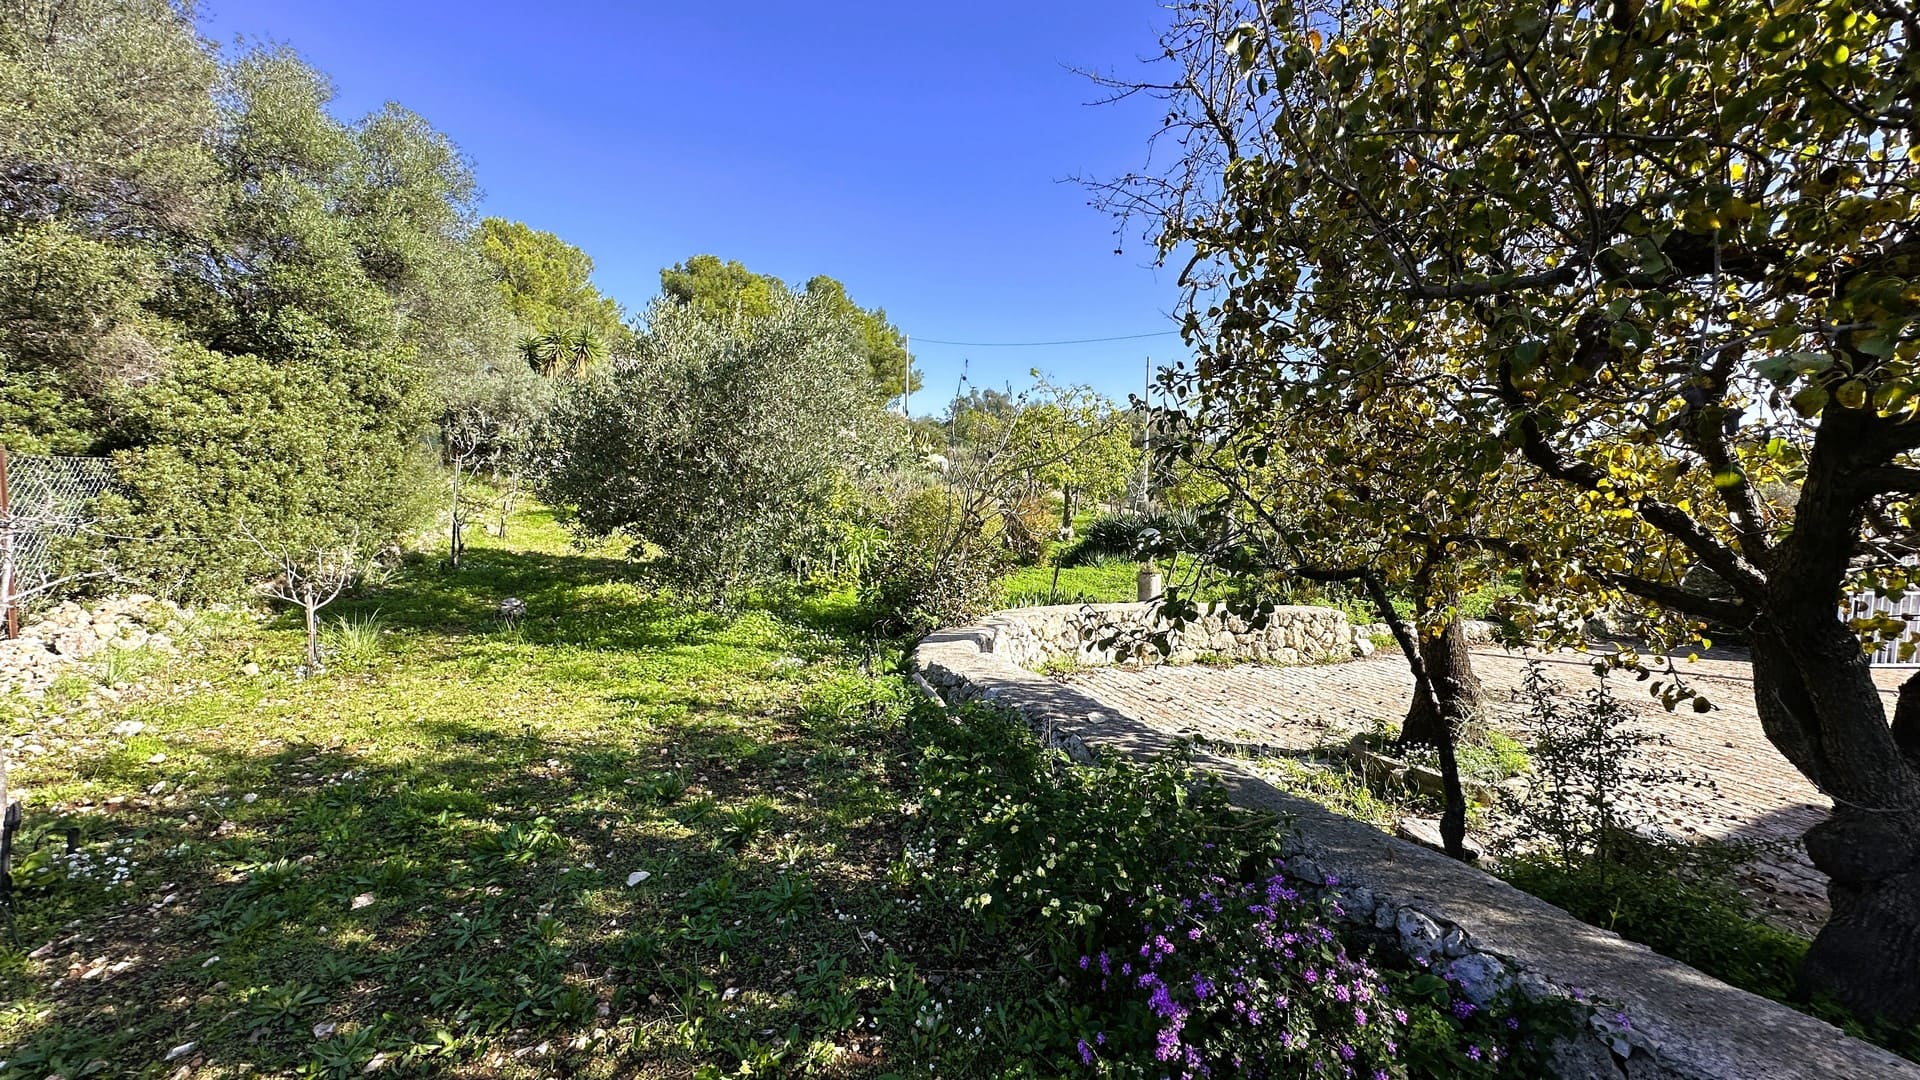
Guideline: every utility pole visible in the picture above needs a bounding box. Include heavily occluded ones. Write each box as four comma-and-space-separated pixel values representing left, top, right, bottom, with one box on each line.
1140, 356, 1152, 511
902, 334, 911, 418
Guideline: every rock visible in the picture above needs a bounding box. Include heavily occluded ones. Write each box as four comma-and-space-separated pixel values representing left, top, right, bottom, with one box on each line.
241, 662, 260, 677
625, 870, 650, 886
1395, 907, 1445, 956
1446, 953, 1510, 999
164, 1042, 197, 1062
313, 1021, 337, 1039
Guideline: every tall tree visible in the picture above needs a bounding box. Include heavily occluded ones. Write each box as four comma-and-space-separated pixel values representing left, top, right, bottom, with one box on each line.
802, 275, 919, 402
657, 255, 920, 401
477, 217, 630, 353
1110, 0, 1920, 1018
0, 0, 218, 451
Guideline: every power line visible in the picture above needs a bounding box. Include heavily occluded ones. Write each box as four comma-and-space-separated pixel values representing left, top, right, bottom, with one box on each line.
912, 330, 1181, 347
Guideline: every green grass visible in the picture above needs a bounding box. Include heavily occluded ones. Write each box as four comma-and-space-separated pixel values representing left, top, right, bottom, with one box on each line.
996, 553, 1222, 608
0, 506, 1025, 1078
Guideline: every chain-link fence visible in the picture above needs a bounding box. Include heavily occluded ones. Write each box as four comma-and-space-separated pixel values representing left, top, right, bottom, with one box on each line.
1, 449, 116, 635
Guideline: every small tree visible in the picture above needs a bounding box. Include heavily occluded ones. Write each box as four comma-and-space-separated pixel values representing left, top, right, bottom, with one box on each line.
1100, 0, 1920, 1016
243, 523, 368, 672
441, 362, 551, 565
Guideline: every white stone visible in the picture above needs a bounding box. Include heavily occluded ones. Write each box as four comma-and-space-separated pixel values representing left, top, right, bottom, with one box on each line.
1395, 907, 1445, 956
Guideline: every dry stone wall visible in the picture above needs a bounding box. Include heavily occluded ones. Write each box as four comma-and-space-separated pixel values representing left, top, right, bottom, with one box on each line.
973, 601, 1368, 669
912, 603, 1920, 1080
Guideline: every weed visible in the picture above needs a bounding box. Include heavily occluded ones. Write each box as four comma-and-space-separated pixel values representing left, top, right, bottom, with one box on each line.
323, 610, 386, 666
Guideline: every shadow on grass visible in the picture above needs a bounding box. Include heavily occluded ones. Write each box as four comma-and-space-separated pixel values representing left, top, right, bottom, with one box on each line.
0, 542, 941, 1079
2, 678, 925, 1078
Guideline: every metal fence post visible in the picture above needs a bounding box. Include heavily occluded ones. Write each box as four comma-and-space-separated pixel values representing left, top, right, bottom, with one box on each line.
0, 445, 15, 640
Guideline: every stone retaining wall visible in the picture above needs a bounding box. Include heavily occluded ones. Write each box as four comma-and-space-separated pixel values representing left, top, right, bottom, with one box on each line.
912, 603, 1919, 1080
968, 601, 1368, 668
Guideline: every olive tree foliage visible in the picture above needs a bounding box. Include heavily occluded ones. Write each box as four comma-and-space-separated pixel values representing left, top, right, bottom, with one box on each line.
441, 359, 551, 565
0, 0, 218, 452
537, 296, 899, 604
1103, 0, 1920, 1018
0, 0, 551, 598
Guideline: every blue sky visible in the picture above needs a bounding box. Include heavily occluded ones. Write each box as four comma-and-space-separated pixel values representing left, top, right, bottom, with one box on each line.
199, 1, 1192, 407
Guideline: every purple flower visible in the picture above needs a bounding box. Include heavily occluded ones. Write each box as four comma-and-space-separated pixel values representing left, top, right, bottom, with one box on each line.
1077, 1039, 1093, 1065
1452, 999, 1477, 1019
1392, 1008, 1408, 1025
1354, 1007, 1368, 1026
1467, 1045, 1482, 1062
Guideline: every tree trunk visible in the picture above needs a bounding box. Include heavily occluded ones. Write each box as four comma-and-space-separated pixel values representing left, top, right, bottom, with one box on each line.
1400, 614, 1485, 747
449, 461, 464, 569
1750, 618, 1920, 1023
1362, 572, 1469, 859
303, 597, 322, 672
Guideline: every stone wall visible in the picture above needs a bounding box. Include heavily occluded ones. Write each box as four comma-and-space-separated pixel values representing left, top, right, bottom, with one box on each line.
912, 604, 1920, 1080
967, 601, 1368, 669
1, 595, 184, 697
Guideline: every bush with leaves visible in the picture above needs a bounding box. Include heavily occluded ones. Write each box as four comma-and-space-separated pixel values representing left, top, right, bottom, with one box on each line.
92, 343, 434, 598
1058, 510, 1205, 568
537, 296, 897, 603
861, 484, 1007, 635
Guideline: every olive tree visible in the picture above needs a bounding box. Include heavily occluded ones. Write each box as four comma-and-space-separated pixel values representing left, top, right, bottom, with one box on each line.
1109, 0, 1920, 1017
537, 295, 896, 603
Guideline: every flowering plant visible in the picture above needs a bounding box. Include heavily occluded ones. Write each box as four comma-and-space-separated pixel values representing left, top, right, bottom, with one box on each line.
1074, 862, 1553, 1079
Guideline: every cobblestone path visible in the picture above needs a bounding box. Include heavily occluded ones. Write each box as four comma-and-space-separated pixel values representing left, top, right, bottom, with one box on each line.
1065, 648, 1913, 934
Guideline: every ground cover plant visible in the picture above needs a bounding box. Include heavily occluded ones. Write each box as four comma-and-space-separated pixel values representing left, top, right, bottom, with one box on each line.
906, 704, 1571, 1078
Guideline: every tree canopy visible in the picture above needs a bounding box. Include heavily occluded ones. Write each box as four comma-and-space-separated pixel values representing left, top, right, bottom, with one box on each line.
1109, 0, 1920, 1019
657, 254, 920, 400
0, 0, 593, 593
478, 217, 632, 354
538, 295, 900, 602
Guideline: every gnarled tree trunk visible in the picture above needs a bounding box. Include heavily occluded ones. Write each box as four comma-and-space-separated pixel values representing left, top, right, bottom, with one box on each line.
1751, 617, 1920, 1024
1400, 612, 1485, 748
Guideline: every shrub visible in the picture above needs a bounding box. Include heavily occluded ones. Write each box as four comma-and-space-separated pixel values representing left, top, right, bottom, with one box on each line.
93, 343, 435, 599
1059, 510, 1204, 568
861, 484, 1008, 635
862, 539, 1005, 637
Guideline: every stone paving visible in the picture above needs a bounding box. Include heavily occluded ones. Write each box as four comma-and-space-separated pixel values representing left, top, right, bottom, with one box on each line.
1065, 647, 1914, 934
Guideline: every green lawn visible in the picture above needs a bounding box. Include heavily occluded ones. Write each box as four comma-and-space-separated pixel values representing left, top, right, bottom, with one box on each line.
997, 554, 1221, 609
0, 508, 1027, 1078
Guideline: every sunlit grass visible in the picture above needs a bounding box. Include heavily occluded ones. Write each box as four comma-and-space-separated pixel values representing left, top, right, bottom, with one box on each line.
0, 503, 936, 1078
